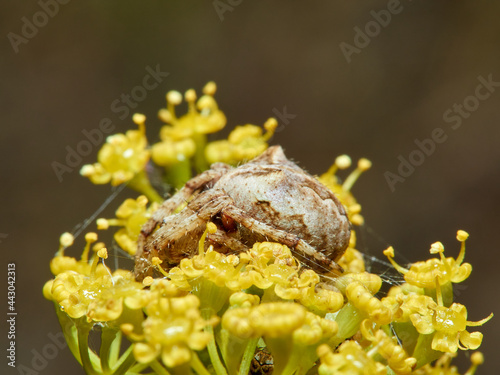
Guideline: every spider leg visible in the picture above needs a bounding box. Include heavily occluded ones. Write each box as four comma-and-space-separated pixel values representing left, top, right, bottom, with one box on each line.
140, 163, 231, 238
135, 186, 235, 280
222, 204, 344, 275
192, 189, 343, 275
207, 229, 249, 254
135, 164, 230, 280
135, 184, 343, 281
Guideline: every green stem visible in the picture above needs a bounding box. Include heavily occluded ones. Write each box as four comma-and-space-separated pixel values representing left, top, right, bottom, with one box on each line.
108, 330, 122, 369
207, 326, 228, 375
238, 337, 259, 375
202, 309, 228, 375
216, 327, 248, 375
281, 344, 318, 375
191, 352, 211, 375
77, 325, 99, 375
391, 321, 419, 356
55, 305, 82, 365
193, 133, 208, 173
265, 337, 293, 375
111, 345, 136, 375
128, 361, 150, 373
128, 170, 163, 203
169, 363, 193, 375
424, 281, 454, 307
100, 328, 119, 373
164, 158, 192, 189
412, 333, 442, 369
149, 359, 173, 375
328, 302, 367, 348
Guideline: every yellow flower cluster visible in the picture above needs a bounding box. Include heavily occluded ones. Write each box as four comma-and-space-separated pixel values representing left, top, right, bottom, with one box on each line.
415, 351, 484, 375
153, 82, 225, 168
223, 289, 339, 345
337, 231, 366, 273
205, 117, 278, 165
319, 155, 371, 226
80, 114, 163, 202
97, 195, 159, 255
360, 319, 417, 374
346, 281, 393, 325
80, 114, 150, 186
45, 83, 492, 375
382, 231, 492, 358
124, 279, 218, 368
318, 341, 387, 375
385, 231, 472, 290
44, 233, 218, 373
80, 81, 282, 192
166, 233, 345, 314
45, 236, 143, 323
49, 232, 94, 276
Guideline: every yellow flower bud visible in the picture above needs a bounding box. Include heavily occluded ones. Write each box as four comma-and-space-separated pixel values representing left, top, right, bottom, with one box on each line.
457, 230, 469, 242
319, 156, 370, 224
59, 232, 74, 248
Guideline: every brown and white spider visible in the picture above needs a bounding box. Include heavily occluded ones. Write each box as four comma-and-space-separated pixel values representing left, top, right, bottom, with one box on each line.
134, 146, 351, 280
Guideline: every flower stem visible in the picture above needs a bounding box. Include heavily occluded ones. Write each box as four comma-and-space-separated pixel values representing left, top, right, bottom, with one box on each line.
424, 281, 454, 307
129, 361, 150, 373
193, 133, 208, 173
100, 328, 120, 373
412, 333, 441, 369
150, 359, 173, 375
328, 302, 366, 348
281, 344, 317, 375
207, 326, 228, 375
108, 330, 122, 369
55, 305, 82, 365
202, 309, 228, 375
128, 170, 163, 203
111, 345, 136, 375
77, 325, 99, 375
191, 351, 211, 375
265, 337, 293, 375
238, 337, 259, 375
165, 158, 192, 189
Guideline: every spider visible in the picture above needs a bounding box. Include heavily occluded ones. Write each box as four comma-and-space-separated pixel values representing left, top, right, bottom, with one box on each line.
134, 146, 351, 280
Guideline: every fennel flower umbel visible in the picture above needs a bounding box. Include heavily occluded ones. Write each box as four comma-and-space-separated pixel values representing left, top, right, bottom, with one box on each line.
44, 83, 492, 375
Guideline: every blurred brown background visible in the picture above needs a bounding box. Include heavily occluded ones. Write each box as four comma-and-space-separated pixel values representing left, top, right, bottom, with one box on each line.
1, 1, 499, 373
